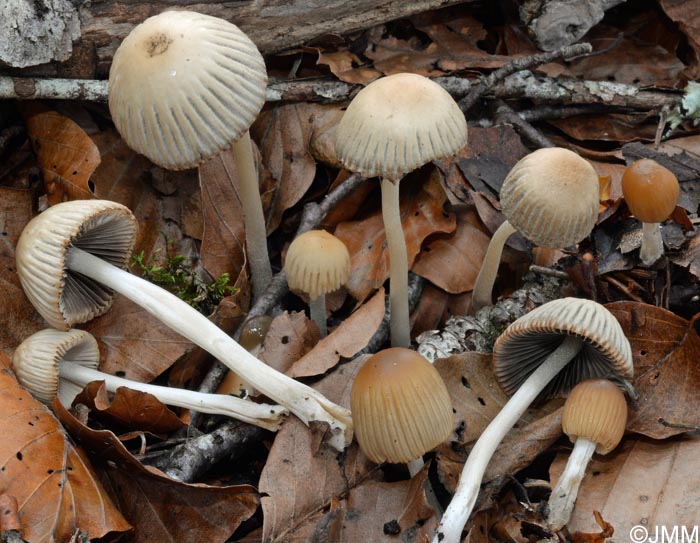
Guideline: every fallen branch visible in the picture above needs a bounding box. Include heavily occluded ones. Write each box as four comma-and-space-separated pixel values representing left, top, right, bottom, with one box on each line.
495, 100, 555, 148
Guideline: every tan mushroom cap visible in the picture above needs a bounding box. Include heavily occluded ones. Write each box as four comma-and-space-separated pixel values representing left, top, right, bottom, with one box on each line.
284, 230, 351, 300
351, 347, 453, 464
16, 200, 138, 330
493, 298, 633, 399
12, 328, 99, 405
499, 148, 600, 248
334, 73, 468, 182
561, 378, 627, 454
109, 10, 267, 170
621, 158, 679, 223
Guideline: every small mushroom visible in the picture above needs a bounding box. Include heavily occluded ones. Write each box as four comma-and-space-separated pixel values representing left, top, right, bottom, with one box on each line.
12, 328, 287, 431
434, 298, 633, 543
472, 148, 599, 311
284, 230, 350, 336
351, 347, 453, 476
547, 378, 628, 531
109, 11, 272, 299
335, 73, 468, 347
16, 200, 352, 451
621, 158, 679, 266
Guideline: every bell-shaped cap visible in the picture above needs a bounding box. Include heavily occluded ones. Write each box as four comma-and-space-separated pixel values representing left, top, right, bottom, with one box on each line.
493, 298, 633, 399
351, 347, 453, 464
12, 328, 100, 405
16, 200, 138, 330
561, 378, 627, 454
109, 10, 267, 170
284, 230, 350, 300
334, 73, 468, 182
499, 148, 600, 249
621, 158, 679, 223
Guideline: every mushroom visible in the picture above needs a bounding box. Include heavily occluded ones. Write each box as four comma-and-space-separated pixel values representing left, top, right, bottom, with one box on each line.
434, 298, 633, 543
334, 72, 468, 348
547, 378, 627, 531
108, 10, 272, 299
12, 328, 287, 431
471, 148, 599, 311
284, 230, 351, 336
16, 199, 352, 451
351, 347, 453, 476
621, 158, 679, 266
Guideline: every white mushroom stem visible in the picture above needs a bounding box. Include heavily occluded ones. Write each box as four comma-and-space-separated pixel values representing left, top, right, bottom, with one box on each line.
309, 294, 327, 337
59, 361, 287, 431
231, 131, 273, 301
547, 437, 597, 531
66, 247, 353, 451
639, 221, 664, 266
471, 220, 517, 312
381, 178, 411, 348
434, 335, 583, 543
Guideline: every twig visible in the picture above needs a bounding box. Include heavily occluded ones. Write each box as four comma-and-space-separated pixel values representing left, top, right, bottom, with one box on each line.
0, 77, 108, 101
529, 265, 569, 280
602, 274, 645, 303
458, 42, 593, 112
495, 100, 555, 148
658, 418, 700, 431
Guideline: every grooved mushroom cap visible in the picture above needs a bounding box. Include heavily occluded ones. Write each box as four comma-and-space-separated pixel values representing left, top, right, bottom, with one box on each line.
621, 159, 679, 223
108, 10, 267, 170
334, 73, 468, 182
499, 148, 600, 248
16, 200, 138, 330
12, 328, 99, 405
284, 230, 351, 300
561, 378, 628, 454
350, 347, 453, 464
493, 298, 633, 399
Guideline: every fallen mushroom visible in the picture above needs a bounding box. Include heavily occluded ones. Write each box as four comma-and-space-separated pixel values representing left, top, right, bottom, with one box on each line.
12, 328, 287, 431
621, 158, 679, 266
350, 347, 453, 476
335, 72, 468, 348
16, 199, 352, 451
547, 378, 628, 531
434, 298, 633, 543
471, 148, 599, 311
109, 10, 272, 299
284, 229, 351, 337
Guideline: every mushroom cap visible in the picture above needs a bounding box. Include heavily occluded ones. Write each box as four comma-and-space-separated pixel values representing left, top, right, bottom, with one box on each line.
334, 73, 468, 182
561, 378, 627, 454
12, 328, 99, 405
621, 158, 679, 223
350, 347, 453, 464
284, 230, 351, 300
493, 298, 633, 399
16, 200, 138, 330
108, 10, 267, 170
499, 148, 600, 249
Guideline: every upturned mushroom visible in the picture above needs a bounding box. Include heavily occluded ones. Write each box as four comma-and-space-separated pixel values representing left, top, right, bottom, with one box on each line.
335, 73, 468, 348
547, 378, 628, 531
109, 10, 272, 299
16, 199, 352, 451
284, 229, 351, 336
621, 158, 679, 266
351, 347, 453, 476
471, 148, 600, 311
434, 298, 633, 543
12, 328, 287, 431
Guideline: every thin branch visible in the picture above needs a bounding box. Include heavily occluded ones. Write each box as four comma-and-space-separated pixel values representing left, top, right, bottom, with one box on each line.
0, 76, 108, 101
494, 100, 555, 148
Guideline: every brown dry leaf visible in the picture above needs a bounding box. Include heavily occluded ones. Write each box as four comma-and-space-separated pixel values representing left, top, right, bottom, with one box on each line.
23, 104, 100, 205
410, 282, 451, 338
259, 311, 319, 375
74, 381, 185, 434
658, 0, 700, 79
315, 49, 381, 85
53, 398, 259, 543
607, 301, 700, 439
671, 229, 700, 279
552, 436, 700, 534
308, 105, 346, 169
335, 171, 456, 301
412, 215, 491, 294
288, 288, 385, 378
548, 113, 659, 144
0, 352, 131, 542
250, 104, 318, 234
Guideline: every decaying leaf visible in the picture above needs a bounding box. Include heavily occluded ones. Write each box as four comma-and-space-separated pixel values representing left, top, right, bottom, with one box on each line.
0, 353, 131, 542
259, 311, 320, 375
